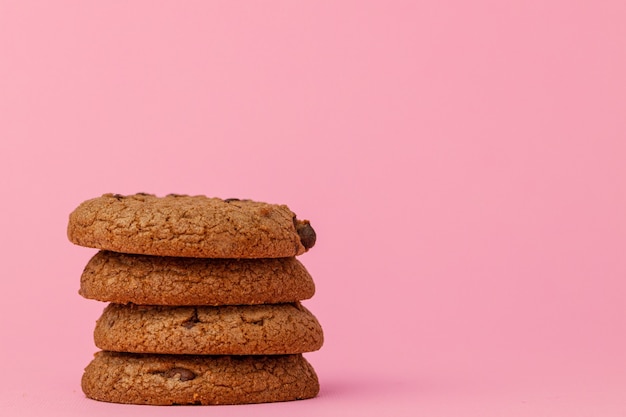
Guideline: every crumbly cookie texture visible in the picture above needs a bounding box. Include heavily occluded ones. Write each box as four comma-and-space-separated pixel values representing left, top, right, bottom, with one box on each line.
94, 302, 324, 355
82, 351, 319, 405
80, 251, 315, 305
67, 193, 316, 258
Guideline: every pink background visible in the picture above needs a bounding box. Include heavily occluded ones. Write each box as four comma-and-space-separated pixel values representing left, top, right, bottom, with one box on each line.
1, 1, 626, 415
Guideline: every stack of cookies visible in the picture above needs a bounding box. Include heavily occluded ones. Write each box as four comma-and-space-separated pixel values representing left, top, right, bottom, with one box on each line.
67, 193, 323, 405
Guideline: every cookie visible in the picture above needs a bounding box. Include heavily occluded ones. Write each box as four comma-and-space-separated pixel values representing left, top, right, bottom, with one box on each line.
82, 351, 319, 405
79, 251, 315, 305
94, 302, 324, 355
67, 193, 316, 258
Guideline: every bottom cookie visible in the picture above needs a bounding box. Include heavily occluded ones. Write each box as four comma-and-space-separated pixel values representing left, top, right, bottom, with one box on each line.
82, 351, 319, 405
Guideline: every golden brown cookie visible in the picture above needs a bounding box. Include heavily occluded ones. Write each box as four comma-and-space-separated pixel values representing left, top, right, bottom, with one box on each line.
67, 193, 316, 258
94, 302, 324, 355
79, 251, 315, 305
82, 351, 319, 405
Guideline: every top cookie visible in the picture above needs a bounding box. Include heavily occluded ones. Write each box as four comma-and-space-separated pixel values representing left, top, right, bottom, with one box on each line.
68, 193, 316, 258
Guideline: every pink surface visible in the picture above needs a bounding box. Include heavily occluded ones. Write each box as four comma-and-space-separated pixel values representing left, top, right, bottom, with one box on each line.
1, 1, 626, 415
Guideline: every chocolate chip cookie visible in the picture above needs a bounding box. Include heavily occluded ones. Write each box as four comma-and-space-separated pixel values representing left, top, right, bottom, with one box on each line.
80, 251, 315, 305
68, 193, 316, 258
94, 302, 324, 355
82, 351, 319, 405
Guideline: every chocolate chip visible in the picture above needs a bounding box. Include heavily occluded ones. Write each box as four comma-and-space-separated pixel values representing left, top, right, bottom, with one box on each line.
294, 219, 316, 250
182, 308, 200, 329
112, 194, 124, 200
163, 367, 196, 382
224, 198, 240, 203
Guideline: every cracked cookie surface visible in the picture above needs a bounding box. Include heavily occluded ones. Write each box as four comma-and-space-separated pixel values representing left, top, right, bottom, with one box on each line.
67, 193, 316, 258
82, 351, 319, 405
94, 302, 324, 355
80, 251, 315, 305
